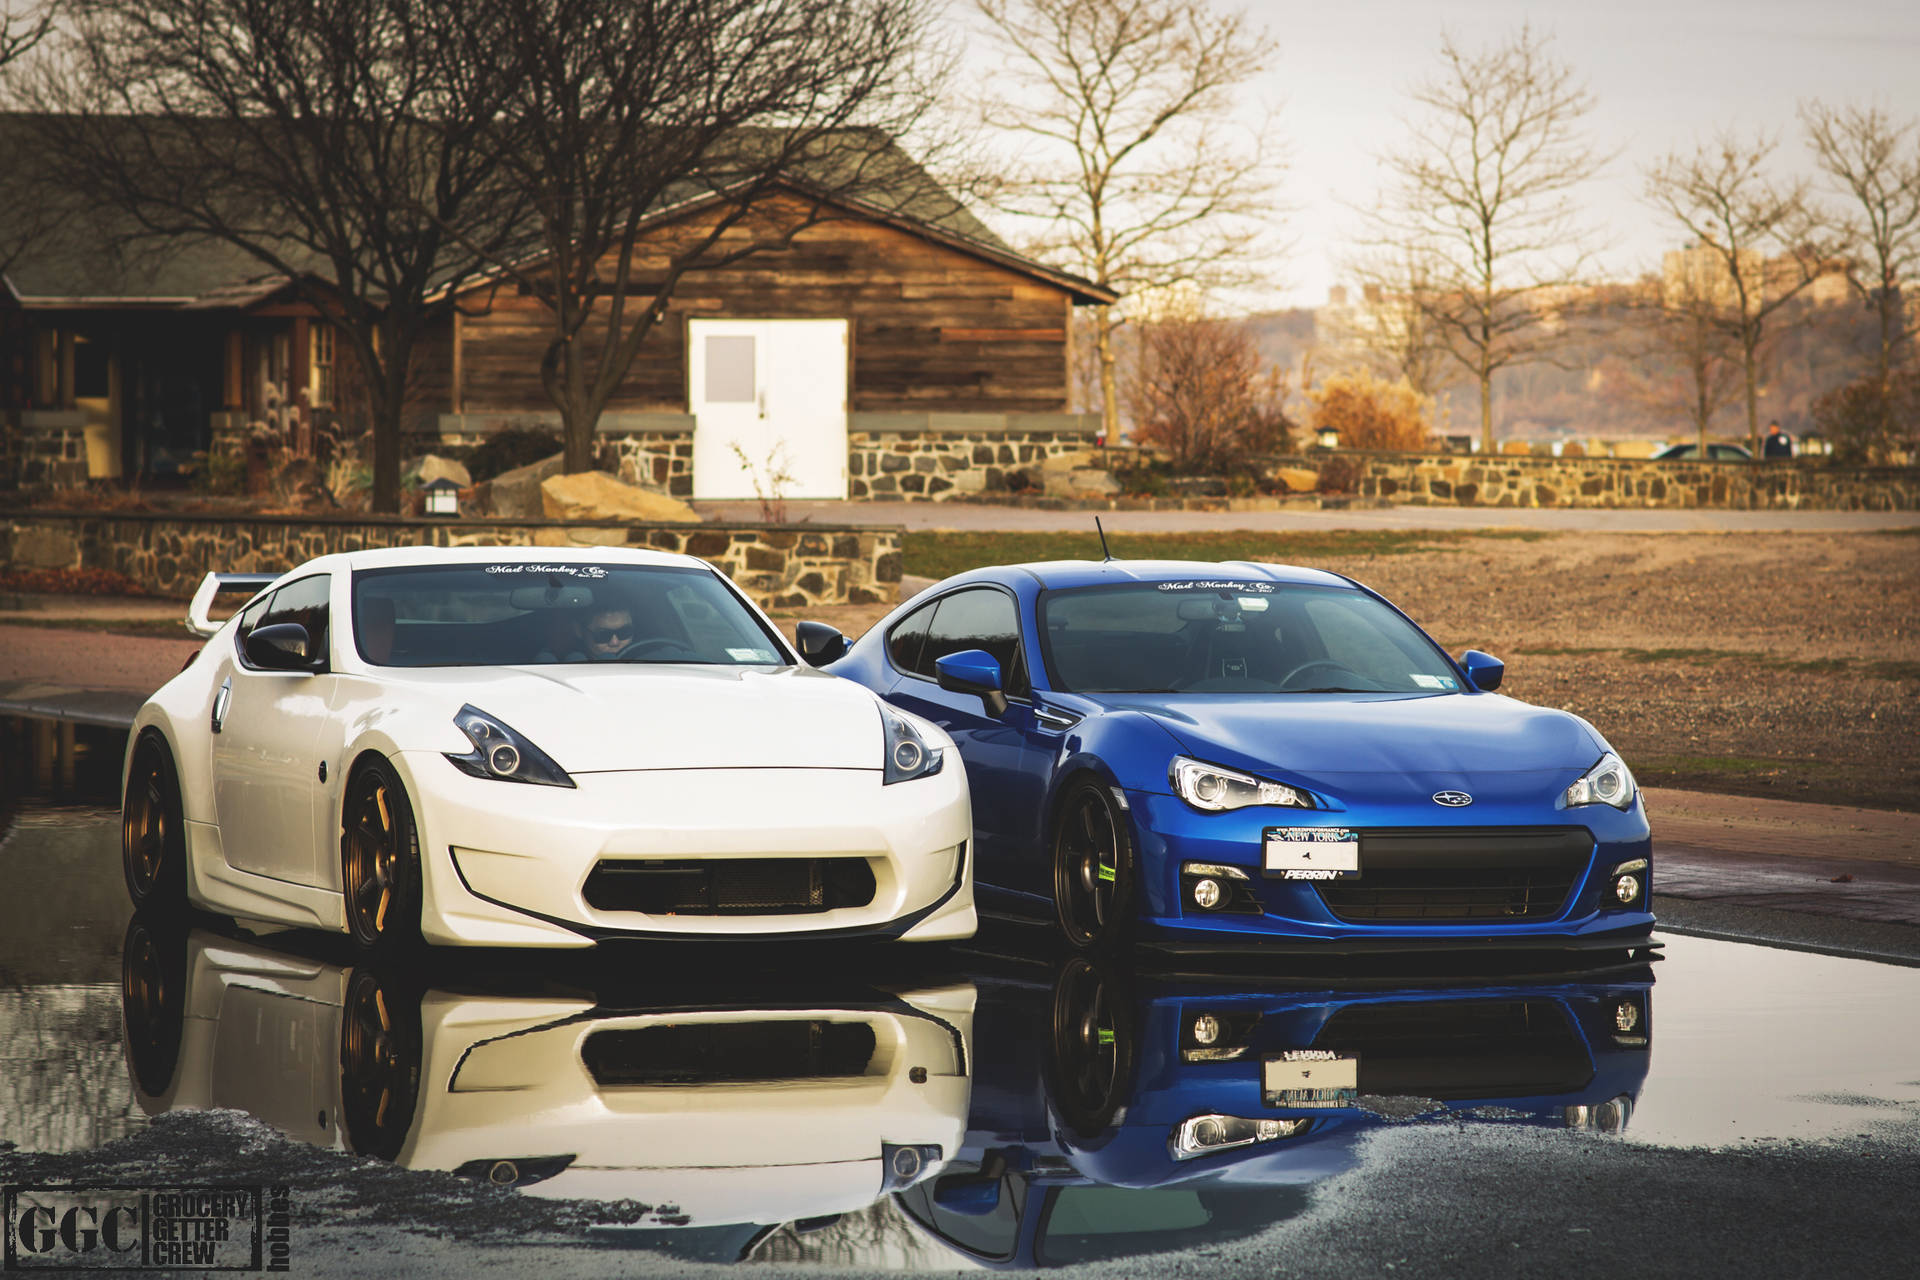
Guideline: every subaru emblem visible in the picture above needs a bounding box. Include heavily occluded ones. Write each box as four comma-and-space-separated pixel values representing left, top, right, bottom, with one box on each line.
1432, 791, 1473, 807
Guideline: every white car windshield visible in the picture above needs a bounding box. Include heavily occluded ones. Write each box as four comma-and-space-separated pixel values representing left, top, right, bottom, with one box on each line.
350, 563, 789, 667
1039, 582, 1461, 694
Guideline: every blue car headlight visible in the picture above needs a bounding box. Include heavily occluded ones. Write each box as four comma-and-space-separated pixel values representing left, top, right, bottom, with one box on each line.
882, 707, 944, 785
1562, 752, 1635, 810
1171, 1114, 1312, 1160
445, 704, 575, 788
1171, 757, 1314, 812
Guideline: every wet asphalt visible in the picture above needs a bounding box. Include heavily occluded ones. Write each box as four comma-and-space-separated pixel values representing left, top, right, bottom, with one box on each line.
1, 795, 1916, 1278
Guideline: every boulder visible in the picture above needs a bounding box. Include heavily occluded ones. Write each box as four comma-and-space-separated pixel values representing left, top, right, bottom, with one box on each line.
414, 453, 471, 489
483, 452, 566, 519
540, 470, 703, 523
1270, 467, 1319, 494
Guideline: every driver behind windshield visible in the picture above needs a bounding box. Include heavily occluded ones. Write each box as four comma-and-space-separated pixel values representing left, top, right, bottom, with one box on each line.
583, 600, 636, 661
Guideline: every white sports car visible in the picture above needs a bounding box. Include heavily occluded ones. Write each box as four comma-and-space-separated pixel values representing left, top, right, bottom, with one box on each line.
121, 545, 975, 950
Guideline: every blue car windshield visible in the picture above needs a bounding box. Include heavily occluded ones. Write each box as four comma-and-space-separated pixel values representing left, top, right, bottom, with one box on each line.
349, 563, 789, 667
1039, 582, 1461, 694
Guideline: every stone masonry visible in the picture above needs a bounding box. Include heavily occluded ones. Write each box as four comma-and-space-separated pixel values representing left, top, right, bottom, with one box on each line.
1, 513, 902, 609
1342, 450, 1917, 511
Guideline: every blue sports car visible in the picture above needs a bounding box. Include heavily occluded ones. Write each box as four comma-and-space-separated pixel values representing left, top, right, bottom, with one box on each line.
803, 558, 1654, 955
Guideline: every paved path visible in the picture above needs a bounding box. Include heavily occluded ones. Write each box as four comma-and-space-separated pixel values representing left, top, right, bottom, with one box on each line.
695, 499, 1920, 533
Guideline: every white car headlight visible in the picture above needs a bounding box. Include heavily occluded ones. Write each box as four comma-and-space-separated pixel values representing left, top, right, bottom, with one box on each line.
1170, 757, 1313, 812
1170, 1114, 1312, 1160
1563, 752, 1635, 810
881, 707, 944, 785
445, 705, 575, 788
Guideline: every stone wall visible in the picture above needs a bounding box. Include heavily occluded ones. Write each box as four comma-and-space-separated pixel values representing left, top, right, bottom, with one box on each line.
1339, 450, 1918, 511
1, 513, 902, 609
849, 413, 1101, 500
427, 409, 1099, 502
0, 411, 89, 489
429, 413, 696, 497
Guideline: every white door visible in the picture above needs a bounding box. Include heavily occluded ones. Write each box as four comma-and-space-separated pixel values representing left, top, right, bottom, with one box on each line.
690, 319, 848, 500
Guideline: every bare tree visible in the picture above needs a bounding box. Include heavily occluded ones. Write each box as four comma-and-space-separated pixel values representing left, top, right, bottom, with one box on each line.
972, 0, 1283, 444
1627, 271, 1744, 455
1802, 101, 1920, 400
1645, 132, 1830, 453
28, 0, 531, 512
1333, 252, 1454, 399
1364, 25, 1609, 454
443, 0, 945, 474
0, 1, 55, 279
1124, 309, 1292, 474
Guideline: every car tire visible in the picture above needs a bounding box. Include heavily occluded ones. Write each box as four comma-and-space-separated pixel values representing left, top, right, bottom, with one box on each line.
121, 913, 188, 1100
340, 759, 423, 955
122, 733, 187, 912
1045, 955, 1137, 1139
1051, 775, 1136, 951
338, 966, 422, 1162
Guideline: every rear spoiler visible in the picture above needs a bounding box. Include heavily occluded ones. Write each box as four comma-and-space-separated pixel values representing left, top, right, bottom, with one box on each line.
186, 572, 283, 638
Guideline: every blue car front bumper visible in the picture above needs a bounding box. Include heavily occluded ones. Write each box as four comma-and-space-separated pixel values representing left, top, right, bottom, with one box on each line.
1124, 790, 1656, 953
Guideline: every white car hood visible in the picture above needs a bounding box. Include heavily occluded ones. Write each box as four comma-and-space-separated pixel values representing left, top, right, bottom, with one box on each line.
389, 663, 886, 772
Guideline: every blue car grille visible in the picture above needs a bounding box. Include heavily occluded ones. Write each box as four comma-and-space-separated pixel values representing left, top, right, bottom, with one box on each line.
1316, 999, 1592, 1098
1313, 828, 1591, 923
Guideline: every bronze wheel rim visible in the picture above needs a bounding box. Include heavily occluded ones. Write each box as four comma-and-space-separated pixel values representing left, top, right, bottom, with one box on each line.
339, 972, 415, 1158
343, 776, 400, 943
123, 762, 167, 897
1055, 787, 1119, 944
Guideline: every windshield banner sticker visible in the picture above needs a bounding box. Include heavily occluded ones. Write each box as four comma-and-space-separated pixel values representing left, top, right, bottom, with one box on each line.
1155, 581, 1274, 593
483, 564, 608, 578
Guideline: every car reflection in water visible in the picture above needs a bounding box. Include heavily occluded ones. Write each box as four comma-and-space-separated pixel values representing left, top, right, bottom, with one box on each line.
119, 915, 975, 1263
120, 915, 1652, 1270
896, 953, 1653, 1269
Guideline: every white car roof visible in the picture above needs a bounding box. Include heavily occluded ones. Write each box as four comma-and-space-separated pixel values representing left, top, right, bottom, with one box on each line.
279, 544, 710, 579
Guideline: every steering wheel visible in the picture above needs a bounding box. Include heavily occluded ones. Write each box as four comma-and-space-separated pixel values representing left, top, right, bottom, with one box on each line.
1278, 658, 1361, 689
617, 638, 699, 661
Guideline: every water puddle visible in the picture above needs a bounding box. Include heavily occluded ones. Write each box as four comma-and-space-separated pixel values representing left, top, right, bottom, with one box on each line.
2, 804, 1917, 1272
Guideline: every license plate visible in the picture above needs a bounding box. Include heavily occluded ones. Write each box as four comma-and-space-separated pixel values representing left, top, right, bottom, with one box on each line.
1264, 827, 1360, 879
1262, 1051, 1359, 1108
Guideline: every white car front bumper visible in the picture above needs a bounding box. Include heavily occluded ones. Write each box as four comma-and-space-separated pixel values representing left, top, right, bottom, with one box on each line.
395, 753, 974, 947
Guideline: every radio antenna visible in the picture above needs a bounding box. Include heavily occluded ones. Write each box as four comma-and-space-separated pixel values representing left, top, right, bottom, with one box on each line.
1095, 516, 1114, 562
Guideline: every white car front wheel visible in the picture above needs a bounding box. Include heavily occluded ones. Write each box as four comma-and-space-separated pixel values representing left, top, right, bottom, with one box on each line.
341, 759, 423, 954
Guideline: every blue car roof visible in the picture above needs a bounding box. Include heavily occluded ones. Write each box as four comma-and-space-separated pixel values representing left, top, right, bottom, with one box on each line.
1006, 559, 1356, 591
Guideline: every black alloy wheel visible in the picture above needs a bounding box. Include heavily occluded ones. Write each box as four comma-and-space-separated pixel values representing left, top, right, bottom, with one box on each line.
338, 967, 422, 1162
122, 734, 187, 911
1045, 955, 1136, 1139
121, 913, 188, 1099
340, 760, 422, 954
1051, 777, 1135, 950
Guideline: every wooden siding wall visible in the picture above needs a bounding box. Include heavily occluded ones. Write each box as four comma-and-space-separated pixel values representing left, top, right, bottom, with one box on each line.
449, 209, 1074, 418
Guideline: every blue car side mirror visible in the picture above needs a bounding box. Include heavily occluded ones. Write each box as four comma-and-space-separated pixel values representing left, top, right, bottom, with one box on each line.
1459, 649, 1505, 692
936, 649, 1008, 718
931, 1176, 1004, 1216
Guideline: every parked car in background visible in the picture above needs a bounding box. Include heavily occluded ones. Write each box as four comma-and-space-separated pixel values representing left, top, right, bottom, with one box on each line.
122, 546, 973, 952
804, 559, 1654, 956
1649, 441, 1753, 461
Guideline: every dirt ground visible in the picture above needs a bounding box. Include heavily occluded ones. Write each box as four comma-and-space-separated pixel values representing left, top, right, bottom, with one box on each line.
766, 530, 1920, 812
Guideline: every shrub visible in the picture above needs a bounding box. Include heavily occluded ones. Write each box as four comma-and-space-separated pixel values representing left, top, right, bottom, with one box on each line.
1813, 369, 1920, 465
1308, 372, 1432, 451
1125, 316, 1295, 475
1316, 454, 1364, 493
464, 425, 563, 483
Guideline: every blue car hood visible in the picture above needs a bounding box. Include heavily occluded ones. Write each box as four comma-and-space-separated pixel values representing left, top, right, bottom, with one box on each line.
1101, 691, 1604, 787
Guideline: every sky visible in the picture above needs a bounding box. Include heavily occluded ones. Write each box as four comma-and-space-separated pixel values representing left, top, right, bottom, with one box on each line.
961, 0, 1920, 310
